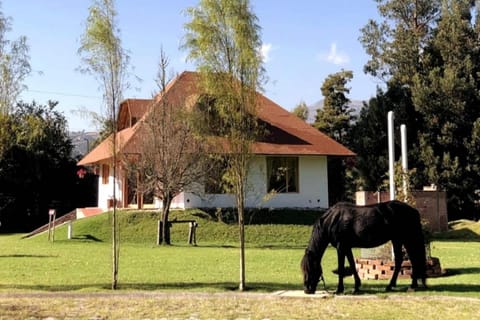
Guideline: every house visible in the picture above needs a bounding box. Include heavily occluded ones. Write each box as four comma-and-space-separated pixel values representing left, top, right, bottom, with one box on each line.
78, 71, 355, 211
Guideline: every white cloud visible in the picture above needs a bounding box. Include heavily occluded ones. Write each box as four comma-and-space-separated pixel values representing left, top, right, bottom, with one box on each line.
319, 43, 350, 65
260, 43, 273, 63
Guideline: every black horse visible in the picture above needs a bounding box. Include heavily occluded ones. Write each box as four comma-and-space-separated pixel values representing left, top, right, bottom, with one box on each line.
301, 200, 427, 294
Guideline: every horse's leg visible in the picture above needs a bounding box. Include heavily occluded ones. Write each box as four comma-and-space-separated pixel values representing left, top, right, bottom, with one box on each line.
386, 241, 403, 291
404, 242, 427, 290
335, 247, 346, 294
345, 249, 361, 293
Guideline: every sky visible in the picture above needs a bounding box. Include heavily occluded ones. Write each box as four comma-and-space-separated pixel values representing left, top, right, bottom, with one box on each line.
2, 0, 382, 132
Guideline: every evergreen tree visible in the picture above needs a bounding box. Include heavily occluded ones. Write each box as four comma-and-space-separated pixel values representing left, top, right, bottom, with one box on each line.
314, 70, 354, 146
314, 70, 355, 202
412, 0, 480, 218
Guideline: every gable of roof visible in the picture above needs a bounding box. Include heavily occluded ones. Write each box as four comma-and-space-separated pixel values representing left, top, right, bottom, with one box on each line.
117, 99, 152, 131
78, 71, 354, 166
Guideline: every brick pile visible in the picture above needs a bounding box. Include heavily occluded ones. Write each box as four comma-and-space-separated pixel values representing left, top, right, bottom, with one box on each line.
355, 257, 444, 280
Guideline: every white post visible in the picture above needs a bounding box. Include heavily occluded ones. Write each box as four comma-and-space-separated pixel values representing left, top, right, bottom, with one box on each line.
388, 111, 395, 200
67, 220, 73, 240
400, 124, 408, 198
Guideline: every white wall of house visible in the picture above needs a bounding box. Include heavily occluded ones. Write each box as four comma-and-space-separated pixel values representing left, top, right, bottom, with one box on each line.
96, 155, 329, 210
177, 155, 329, 209
97, 163, 124, 211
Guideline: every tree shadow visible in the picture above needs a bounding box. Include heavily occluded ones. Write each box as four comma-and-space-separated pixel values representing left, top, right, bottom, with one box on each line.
0, 254, 56, 258
441, 267, 480, 276
70, 234, 103, 242
0, 281, 301, 293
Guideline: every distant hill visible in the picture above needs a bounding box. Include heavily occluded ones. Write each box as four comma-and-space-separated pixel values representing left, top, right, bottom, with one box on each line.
306, 99, 365, 123
70, 131, 99, 157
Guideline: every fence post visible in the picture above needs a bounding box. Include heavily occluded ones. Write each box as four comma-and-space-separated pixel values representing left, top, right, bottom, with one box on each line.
67, 220, 73, 239
48, 209, 56, 242
188, 221, 197, 245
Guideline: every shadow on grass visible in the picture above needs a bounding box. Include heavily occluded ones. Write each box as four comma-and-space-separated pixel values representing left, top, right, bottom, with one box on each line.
0, 282, 300, 292
2, 280, 480, 295
70, 234, 103, 242
193, 244, 307, 250
441, 267, 480, 276
0, 254, 56, 258
432, 229, 480, 242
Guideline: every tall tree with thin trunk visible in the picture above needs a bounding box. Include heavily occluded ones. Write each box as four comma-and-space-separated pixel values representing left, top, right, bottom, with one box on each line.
183, 0, 264, 291
78, 0, 130, 290
0, 2, 31, 114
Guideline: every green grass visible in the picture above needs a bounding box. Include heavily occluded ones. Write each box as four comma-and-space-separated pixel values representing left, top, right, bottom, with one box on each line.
1, 209, 480, 318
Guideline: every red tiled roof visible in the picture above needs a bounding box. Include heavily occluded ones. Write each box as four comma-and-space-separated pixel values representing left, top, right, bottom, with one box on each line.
77, 126, 137, 165
78, 71, 354, 165
254, 93, 354, 156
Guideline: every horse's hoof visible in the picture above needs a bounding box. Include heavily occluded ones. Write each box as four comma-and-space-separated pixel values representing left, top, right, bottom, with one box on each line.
407, 287, 416, 293
385, 286, 393, 292
352, 289, 361, 295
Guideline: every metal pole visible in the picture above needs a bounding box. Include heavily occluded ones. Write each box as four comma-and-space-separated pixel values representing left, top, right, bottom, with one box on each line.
388, 111, 395, 200
400, 124, 408, 198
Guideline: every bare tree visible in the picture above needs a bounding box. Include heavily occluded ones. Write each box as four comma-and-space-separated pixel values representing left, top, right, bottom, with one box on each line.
78, 0, 130, 290
129, 52, 212, 244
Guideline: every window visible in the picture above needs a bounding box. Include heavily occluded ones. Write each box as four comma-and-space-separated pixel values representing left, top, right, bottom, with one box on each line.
131, 116, 138, 126
102, 164, 109, 184
267, 157, 299, 193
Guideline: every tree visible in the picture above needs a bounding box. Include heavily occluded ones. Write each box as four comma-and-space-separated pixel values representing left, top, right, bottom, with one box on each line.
313, 70, 355, 203
128, 53, 212, 244
292, 100, 309, 121
78, 0, 130, 290
0, 101, 75, 231
0, 2, 31, 114
359, 0, 440, 86
359, 0, 480, 219
183, 0, 264, 291
411, 0, 480, 218
314, 70, 354, 146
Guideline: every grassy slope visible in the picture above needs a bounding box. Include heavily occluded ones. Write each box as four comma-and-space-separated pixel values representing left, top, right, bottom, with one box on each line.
62, 208, 323, 246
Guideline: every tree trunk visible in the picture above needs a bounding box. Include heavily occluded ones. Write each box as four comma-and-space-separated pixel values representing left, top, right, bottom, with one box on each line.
161, 196, 172, 245
237, 189, 246, 291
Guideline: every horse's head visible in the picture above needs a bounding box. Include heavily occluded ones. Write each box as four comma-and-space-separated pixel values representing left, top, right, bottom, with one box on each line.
301, 248, 323, 294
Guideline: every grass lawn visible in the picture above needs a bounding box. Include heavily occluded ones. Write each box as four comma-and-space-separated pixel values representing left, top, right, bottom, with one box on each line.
0, 209, 480, 319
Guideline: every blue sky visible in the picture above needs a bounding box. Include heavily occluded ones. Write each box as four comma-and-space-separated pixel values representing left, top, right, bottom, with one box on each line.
2, 0, 381, 131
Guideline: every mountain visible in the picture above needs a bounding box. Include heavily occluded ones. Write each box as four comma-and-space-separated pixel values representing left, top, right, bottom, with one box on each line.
70, 131, 99, 157
306, 99, 365, 123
